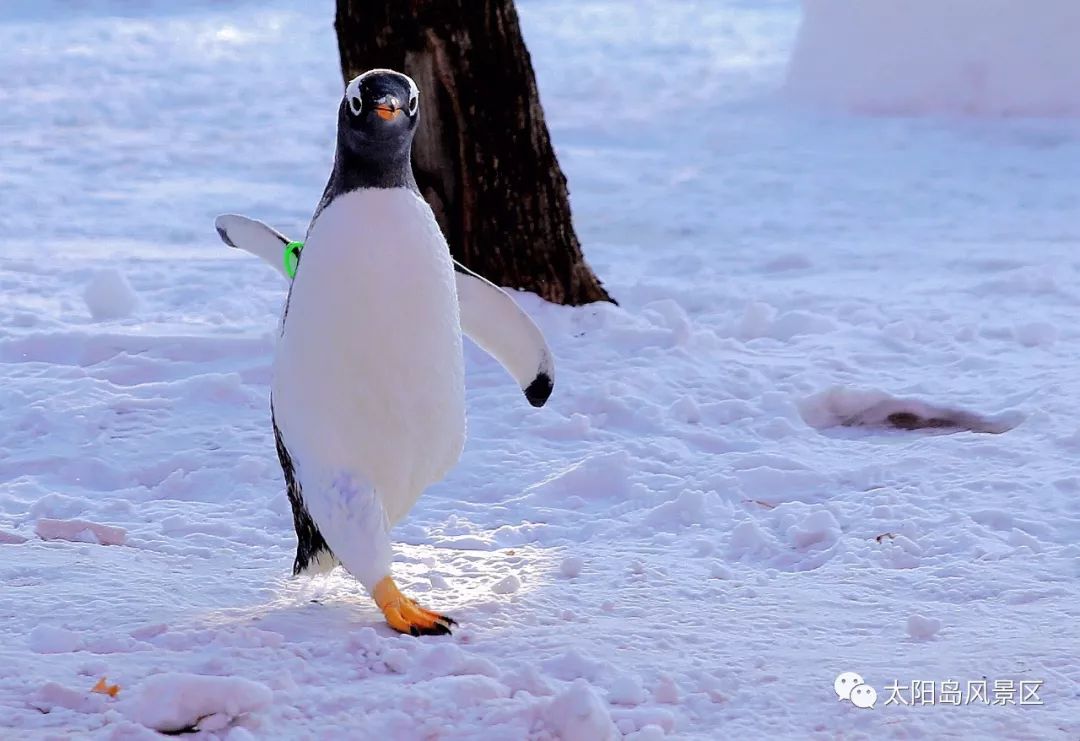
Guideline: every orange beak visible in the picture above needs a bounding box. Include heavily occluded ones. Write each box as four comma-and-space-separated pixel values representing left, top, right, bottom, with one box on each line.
374, 97, 403, 121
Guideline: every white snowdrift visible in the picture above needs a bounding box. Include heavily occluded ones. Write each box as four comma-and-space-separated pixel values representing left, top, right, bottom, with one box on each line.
786, 0, 1080, 116
543, 679, 618, 741
798, 387, 1022, 434
123, 673, 272, 733
27, 625, 84, 654
35, 518, 126, 546
83, 269, 139, 321
0, 529, 28, 544
29, 682, 107, 715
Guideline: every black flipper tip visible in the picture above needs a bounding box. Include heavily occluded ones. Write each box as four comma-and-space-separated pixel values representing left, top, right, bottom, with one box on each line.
524, 372, 553, 408
215, 225, 238, 249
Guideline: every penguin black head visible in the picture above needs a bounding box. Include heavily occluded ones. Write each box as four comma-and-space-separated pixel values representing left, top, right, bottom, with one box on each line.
312, 69, 422, 217
338, 69, 420, 162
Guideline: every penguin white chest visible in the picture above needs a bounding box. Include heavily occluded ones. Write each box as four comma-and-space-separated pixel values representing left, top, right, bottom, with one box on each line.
272, 188, 465, 524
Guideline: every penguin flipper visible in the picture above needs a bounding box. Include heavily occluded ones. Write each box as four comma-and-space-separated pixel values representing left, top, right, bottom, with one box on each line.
215, 214, 555, 407
452, 261, 555, 407
214, 214, 291, 279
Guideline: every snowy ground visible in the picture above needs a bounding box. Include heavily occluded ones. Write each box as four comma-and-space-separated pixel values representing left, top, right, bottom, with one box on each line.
787, 0, 1080, 116
2, 0, 1079, 738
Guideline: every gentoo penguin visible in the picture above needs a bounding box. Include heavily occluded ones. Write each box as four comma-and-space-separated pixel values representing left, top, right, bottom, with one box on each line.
214, 213, 554, 407
229, 69, 554, 636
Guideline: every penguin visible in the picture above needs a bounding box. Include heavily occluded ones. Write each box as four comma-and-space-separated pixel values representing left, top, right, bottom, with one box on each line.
214, 213, 554, 407
228, 69, 554, 636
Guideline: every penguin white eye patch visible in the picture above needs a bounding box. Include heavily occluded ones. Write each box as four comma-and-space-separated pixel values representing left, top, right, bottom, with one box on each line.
406, 76, 419, 115
345, 76, 364, 116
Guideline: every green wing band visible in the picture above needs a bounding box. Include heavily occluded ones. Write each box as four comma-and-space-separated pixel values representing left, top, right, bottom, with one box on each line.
284, 241, 304, 279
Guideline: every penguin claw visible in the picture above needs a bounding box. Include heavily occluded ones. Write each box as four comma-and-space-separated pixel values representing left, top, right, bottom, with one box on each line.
408, 601, 457, 629
373, 576, 456, 637
412, 621, 452, 637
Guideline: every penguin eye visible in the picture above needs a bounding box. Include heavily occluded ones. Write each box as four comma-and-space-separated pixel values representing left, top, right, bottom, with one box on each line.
348, 94, 363, 116
408, 92, 419, 116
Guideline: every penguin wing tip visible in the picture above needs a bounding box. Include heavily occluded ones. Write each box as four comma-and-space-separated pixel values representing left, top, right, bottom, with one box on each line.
214, 223, 238, 249
524, 372, 554, 408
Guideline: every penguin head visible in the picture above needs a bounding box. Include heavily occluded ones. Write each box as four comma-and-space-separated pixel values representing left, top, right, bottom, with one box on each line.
338, 69, 420, 160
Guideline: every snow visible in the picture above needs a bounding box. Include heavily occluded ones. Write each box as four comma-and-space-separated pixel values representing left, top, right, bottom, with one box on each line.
560, 555, 585, 578
28, 625, 85, 655
651, 674, 680, 705
35, 518, 127, 546
1013, 320, 1059, 348
608, 673, 647, 706
83, 269, 139, 321
1, 0, 1079, 738
787, 0, 1080, 116
906, 613, 944, 642
30, 681, 108, 715
797, 386, 1024, 434
490, 573, 522, 595
543, 679, 618, 741
122, 673, 273, 734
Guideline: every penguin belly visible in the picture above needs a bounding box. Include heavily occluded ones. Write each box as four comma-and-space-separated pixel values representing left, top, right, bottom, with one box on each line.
272, 188, 466, 529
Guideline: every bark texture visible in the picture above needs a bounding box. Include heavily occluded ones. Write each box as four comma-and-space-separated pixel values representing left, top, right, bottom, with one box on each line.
334, 0, 613, 305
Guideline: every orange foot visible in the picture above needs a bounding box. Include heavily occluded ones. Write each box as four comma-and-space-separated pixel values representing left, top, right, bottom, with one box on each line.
373, 576, 456, 636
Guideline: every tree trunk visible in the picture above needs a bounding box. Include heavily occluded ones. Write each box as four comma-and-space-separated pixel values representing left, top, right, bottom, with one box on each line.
334, 0, 613, 306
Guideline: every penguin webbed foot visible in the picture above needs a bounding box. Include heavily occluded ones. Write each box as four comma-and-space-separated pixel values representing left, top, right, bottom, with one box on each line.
373, 576, 456, 636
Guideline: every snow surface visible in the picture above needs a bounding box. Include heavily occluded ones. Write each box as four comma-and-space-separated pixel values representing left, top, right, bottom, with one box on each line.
122, 672, 273, 733
83, 269, 139, 322
787, 0, 1080, 116
35, 518, 127, 546
1, 0, 1079, 738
